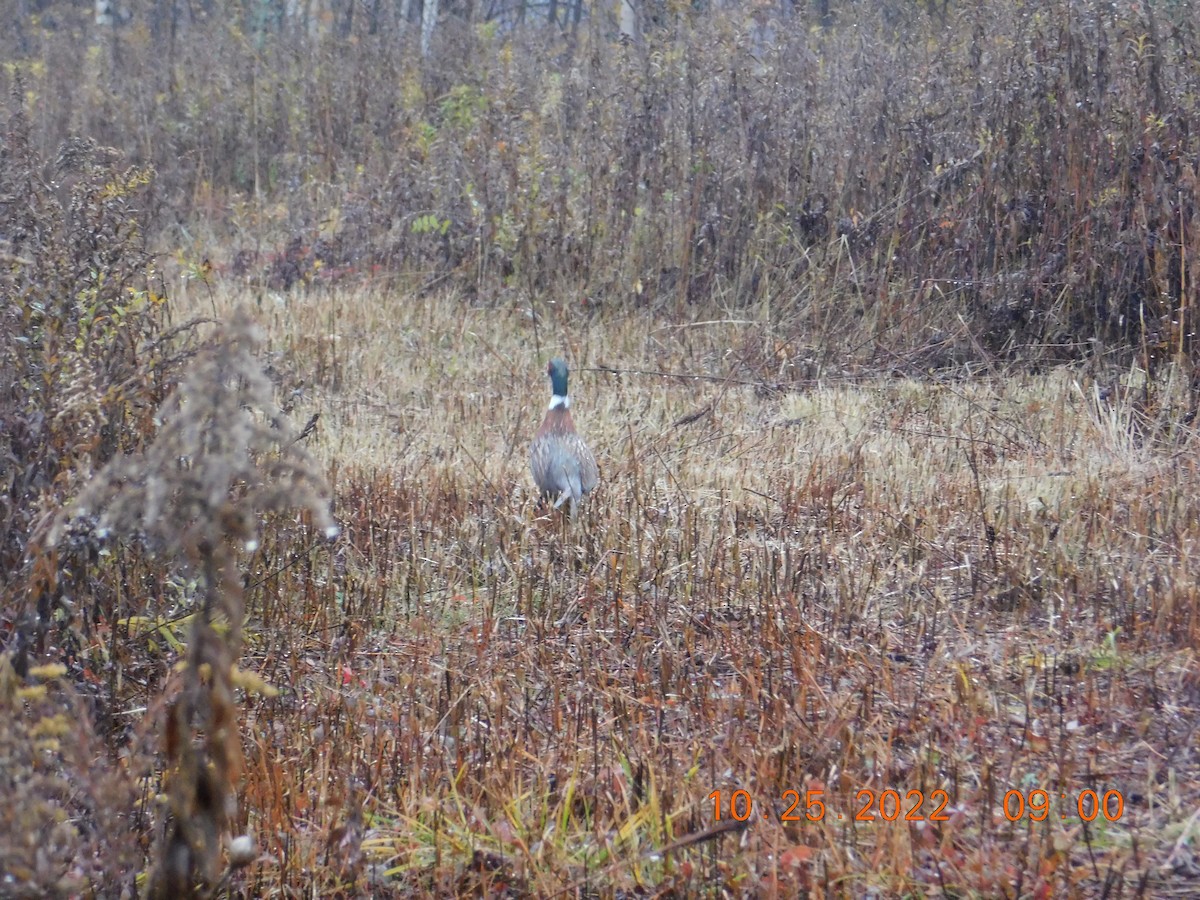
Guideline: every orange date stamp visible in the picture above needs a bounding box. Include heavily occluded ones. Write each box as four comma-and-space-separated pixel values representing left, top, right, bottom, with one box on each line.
709, 788, 952, 824
709, 787, 1126, 824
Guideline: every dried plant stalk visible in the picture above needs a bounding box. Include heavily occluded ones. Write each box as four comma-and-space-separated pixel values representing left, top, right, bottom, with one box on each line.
50, 309, 335, 896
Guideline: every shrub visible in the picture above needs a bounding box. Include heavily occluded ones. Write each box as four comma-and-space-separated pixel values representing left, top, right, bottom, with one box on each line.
1, 86, 334, 895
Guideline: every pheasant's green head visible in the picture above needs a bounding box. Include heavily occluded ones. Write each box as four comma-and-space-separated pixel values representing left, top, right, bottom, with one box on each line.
547, 357, 570, 399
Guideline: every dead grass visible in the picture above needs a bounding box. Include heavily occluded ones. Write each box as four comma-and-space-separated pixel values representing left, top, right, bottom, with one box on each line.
166, 282, 1200, 897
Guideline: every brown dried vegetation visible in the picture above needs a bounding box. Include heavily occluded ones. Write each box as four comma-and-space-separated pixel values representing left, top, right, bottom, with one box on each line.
2, 1, 1200, 897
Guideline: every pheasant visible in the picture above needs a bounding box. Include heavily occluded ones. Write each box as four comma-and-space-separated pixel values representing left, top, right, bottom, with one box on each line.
530, 358, 599, 516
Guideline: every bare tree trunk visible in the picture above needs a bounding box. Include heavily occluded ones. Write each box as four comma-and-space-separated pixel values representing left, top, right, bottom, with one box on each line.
816, 0, 832, 29
420, 0, 438, 55
168, 0, 179, 95
619, 0, 637, 41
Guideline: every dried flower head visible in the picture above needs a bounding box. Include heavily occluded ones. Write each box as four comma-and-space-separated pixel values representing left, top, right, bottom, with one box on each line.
58, 308, 335, 561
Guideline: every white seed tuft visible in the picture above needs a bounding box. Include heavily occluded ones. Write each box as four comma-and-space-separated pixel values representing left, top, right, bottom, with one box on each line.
228, 834, 256, 868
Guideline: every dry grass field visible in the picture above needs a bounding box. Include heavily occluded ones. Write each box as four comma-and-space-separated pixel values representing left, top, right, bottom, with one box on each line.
161, 282, 1200, 897
6, 2, 1200, 894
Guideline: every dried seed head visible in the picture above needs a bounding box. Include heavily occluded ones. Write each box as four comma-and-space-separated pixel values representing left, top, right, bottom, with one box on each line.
227, 834, 256, 868
57, 308, 335, 562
